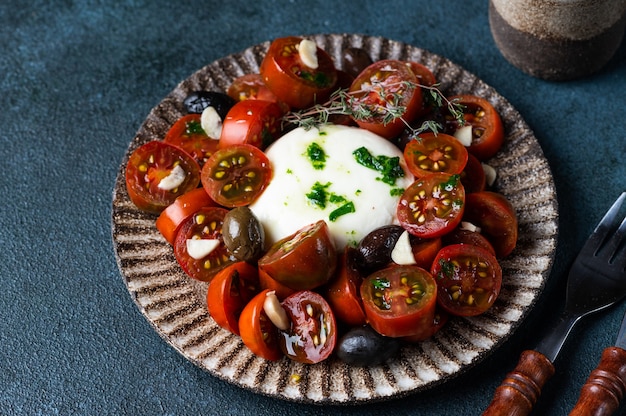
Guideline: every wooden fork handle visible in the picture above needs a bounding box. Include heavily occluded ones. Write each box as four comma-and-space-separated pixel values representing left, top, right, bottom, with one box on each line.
482, 350, 555, 416
568, 347, 626, 416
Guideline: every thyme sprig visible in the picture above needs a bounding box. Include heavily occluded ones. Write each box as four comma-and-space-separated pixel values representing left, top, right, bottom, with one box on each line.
282, 81, 465, 138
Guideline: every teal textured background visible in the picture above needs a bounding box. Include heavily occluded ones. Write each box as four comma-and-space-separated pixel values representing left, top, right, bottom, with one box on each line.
1, 1, 625, 414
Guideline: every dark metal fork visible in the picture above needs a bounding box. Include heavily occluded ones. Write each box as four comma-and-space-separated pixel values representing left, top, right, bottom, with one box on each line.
483, 191, 626, 416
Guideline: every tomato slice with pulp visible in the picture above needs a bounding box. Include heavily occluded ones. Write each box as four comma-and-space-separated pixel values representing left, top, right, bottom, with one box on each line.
125, 140, 200, 213
403, 132, 468, 178
431, 243, 502, 316
201, 144, 272, 208
280, 290, 337, 364
163, 113, 220, 166
360, 265, 438, 338
397, 172, 466, 239
156, 187, 216, 245
239, 289, 283, 361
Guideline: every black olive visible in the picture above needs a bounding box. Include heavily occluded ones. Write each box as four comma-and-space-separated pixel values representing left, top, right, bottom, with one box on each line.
183, 91, 236, 119
222, 207, 265, 262
337, 326, 401, 366
356, 225, 405, 274
341, 47, 374, 78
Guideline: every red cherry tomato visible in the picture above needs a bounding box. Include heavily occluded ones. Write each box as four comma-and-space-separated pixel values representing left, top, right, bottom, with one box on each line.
258, 220, 337, 291
207, 262, 260, 335
431, 244, 502, 316
397, 173, 466, 239
445, 94, 504, 161
227, 73, 281, 103
348, 59, 423, 139
325, 247, 367, 327
156, 187, 216, 245
163, 113, 220, 166
463, 191, 518, 258
402, 307, 448, 343
403, 132, 468, 178
258, 268, 296, 301
125, 140, 201, 214
360, 265, 438, 338
442, 227, 497, 257
173, 206, 235, 282
201, 144, 272, 208
460, 153, 486, 194
280, 291, 337, 364
239, 289, 283, 361
406, 61, 437, 118
260, 36, 338, 109
219, 99, 284, 150
410, 236, 443, 270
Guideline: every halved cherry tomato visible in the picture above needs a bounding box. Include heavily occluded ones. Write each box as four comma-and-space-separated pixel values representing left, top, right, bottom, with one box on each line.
173, 206, 235, 282
156, 187, 216, 245
280, 291, 337, 364
360, 265, 438, 338
431, 243, 502, 316
227, 73, 281, 103
348, 59, 422, 139
397, 172, 466, 239
201, 144, 272, 208
163, 113, 220, 166
444, 94, 504, 161
260, 36, 338, 109
406, 61, 437, 117
207, 261, 259, 335
258, 220, 337, 291
239, 289, 283, 361
403, 132, 468, 178
460, 153, 486, 194
463, 191, 518, 258
258, 267, 296, 301
125, 140, 200, 213
219, 99, 284, 150
325, 247, 366, 327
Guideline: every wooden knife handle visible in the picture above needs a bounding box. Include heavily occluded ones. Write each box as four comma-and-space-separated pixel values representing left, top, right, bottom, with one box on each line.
568, 347, 626, 416
482, 350, 555, 416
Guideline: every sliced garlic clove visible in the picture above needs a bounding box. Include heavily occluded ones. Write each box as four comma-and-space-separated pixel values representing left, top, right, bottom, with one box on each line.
263, 291, 290, 331
186, 238, 220, 260
482, 162, 497, 187
454, 125, 473, 147
201, 106, 223, 140
157, 164, 186, 190
298, 39, 319, 69
391, 230, 417, 265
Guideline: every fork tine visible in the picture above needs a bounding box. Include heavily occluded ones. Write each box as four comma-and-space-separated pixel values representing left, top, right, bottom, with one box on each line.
606, 215, 626, 269
580, 192, 626, 256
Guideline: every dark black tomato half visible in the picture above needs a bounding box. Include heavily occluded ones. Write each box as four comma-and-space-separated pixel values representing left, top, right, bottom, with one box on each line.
336, 325, 401, 366
183, 91, 236, 119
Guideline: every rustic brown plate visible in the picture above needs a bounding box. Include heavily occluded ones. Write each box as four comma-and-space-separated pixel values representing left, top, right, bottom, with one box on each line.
111, 33, 558, 404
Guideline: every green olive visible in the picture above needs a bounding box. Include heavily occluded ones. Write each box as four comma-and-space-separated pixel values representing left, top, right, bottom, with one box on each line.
222, 206, 265, 262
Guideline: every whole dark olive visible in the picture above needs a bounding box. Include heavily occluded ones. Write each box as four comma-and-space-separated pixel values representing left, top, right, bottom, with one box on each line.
183, 91, 236, 119
341, 47, 373, 78
337, 326, 401, 366
356, 225, 405, 274
222, 207, 265, 262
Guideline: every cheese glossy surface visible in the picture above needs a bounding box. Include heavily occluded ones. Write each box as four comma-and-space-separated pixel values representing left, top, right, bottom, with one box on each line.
249, 124, 414, 250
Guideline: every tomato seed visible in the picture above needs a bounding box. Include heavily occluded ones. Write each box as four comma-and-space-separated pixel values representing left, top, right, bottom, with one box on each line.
195, 214, 206, 224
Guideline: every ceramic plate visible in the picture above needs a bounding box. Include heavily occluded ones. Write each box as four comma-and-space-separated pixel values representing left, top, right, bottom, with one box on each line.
111, 33, 558, 404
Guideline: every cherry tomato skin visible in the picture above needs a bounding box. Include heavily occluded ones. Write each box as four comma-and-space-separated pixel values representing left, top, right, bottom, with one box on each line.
227, 73, 280, 103
410, 236, 443, 270
403, 133, 468, 178
397, 172, 466, 239
442, 227, 497, 257
219, 99, 284, 150
280, 291, 337, 364
163, 113, 220, 166
348, 59, 423, 139
201, 144, 272, 208
258, 220, 337, 291
260, 36, 338, 109
360, 265, 438, 338
406, 61, 437, 87
402, 308, 448, 343
207, 262, 259, 335
446, 94, 504, 161
239, 289, 283, 361
463, 191, 518, 258
125, 141, 201, 214
431, 244, 502, 317
325, 247, 367, 327
258, 267, 296, 301
156, 187, 216, 245
173, 206, 236, 282
460, 153, 486, 194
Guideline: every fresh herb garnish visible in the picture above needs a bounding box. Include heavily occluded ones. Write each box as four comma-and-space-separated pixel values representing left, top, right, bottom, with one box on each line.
353, 146, 404, 185
437, 258, 456, 280
329, 201, 355, 222
372, 277, 390, 290
185, 119, 205, 136
306, 181, 331, 208
441, 174, 460, 191
306, 142, 326, 170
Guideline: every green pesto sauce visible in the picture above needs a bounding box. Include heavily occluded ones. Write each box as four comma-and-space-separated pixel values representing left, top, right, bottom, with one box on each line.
306, 142, 327, 170
306, 181, 330, 208
305, 181, 356, 222
352, 146, 404, 186
329, 201, 355, 222
185, 119, 205, 136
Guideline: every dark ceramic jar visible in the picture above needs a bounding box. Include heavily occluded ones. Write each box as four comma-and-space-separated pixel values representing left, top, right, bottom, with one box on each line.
489, 0, 626, 80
